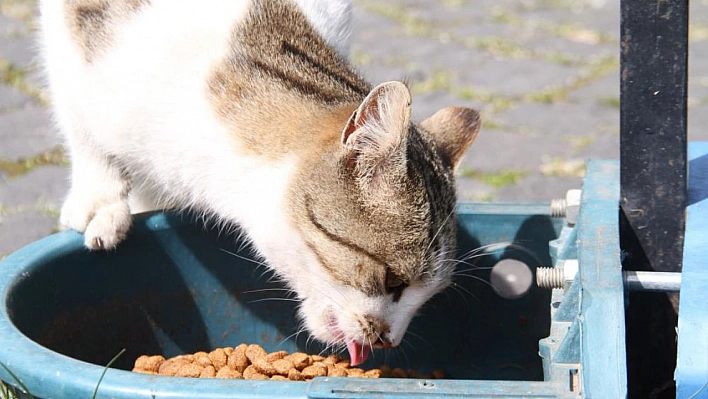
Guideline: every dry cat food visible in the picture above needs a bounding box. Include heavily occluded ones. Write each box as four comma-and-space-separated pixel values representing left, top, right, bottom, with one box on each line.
133, 344, 446, 381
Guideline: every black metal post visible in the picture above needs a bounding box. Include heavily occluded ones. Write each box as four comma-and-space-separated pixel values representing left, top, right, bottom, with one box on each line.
620, 0, 688, 397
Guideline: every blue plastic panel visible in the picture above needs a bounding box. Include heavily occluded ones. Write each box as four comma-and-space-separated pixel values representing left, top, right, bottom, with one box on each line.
576, 160, 627, 398
676, 142, 708, 399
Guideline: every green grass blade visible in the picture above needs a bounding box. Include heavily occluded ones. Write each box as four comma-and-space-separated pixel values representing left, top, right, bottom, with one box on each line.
91, 349, 126, 399
0, 361, 29, 395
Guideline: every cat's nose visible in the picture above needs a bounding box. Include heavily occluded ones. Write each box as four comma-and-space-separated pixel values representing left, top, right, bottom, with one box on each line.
363, 314, 395, 348
373, 332, 395, 348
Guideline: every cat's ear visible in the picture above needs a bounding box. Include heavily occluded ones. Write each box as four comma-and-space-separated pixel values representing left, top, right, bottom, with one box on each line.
419, 107, 480, 171
341, 81, 412, 184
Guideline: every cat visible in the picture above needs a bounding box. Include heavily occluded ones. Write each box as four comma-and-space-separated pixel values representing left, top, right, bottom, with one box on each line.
39, 0, 480, 366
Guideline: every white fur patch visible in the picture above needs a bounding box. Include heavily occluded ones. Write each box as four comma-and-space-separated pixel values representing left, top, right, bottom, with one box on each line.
294, 0, 352, 57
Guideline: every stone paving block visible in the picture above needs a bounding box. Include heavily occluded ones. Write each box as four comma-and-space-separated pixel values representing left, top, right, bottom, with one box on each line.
689, 104, 708, 140
518, 4, 620, 35
566, 71, 619, 104
497, 101, 618, 141
0, 26, 37, 69
0, 84, 31, 110
352, 23, 471, 70
435, 15, 531, 44
691, 0, 708, 25
0, 165, 69, 208
410, 91, 480, 123
385, 0, 496, 23
443, 19, 617, 65
0, 102, 56, 160
457, 57, 579, 98
0, 210, 57, 255
0, 13, 28, 39
455, 177, 495, 202
577, 132, 619, 161
350, 5, 393, 41
354, 61, 410, 89
688, 40, 708, 101
495, 174, 582, 203
458, 127, 569, 173
521, 36, 616, 61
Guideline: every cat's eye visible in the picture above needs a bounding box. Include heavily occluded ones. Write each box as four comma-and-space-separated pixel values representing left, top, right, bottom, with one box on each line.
386, 273, 404, 289
385, 267, 407, 294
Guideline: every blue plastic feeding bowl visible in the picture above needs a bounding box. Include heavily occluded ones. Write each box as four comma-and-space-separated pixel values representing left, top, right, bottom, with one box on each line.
0, 205, 564, 399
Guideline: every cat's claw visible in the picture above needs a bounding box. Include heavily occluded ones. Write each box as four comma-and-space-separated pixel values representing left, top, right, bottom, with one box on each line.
60, 197, 132, 251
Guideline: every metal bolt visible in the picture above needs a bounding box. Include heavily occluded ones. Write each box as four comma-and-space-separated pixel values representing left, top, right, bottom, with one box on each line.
536, 267, 564, 288
550, 189, 582, 225
550, 198, 567, 218
536, 260, 579, 289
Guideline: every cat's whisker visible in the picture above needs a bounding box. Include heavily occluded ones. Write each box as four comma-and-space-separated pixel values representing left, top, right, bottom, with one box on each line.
442, 289, 454, 306
458, 241, 545, 267
445, 258, 493, 269
264, 272, 286, 285
396, 340, 410, 365
243, 286, 300, 308
451, 266, 494, 274
403, 329, 435, 351
305, 334, 316, 353
319, 342, 336, 356
219, 248, 270, 269
453, 273, 494, 289
398, 336, 416, 355
455, 242, 516, 259
449, 281, 482, 303
246, 297, 301, 304
256, 266, 278, 282
292, 286, 348, 317
290, 324, 310, 348
425, 207, 456, 254
279, 320, 307, 347
236, 238, 253, 254
278, 328, 303, 347
242, 287, 295, 294
366, 335, 374, 359
332, 342, 344, 356
457, 252, 498, 263
447, 283, 471, 308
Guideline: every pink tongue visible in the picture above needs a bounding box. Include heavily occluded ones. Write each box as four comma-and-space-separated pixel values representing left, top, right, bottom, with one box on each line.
346, 340, 370, 366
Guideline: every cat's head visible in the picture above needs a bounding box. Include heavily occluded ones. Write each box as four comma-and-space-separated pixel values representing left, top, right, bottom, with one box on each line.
287, 81, 480, 365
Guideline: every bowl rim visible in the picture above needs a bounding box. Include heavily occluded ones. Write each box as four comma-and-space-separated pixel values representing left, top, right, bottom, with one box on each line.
0, 212, 316, 399
0, 205, 559, 399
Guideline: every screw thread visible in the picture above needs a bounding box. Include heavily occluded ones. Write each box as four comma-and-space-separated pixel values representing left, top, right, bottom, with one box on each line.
550, 198, 567, 218
536, 267, 565, 289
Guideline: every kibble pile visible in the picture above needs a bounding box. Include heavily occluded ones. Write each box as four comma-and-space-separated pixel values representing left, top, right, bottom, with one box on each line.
133, 343, 445, 381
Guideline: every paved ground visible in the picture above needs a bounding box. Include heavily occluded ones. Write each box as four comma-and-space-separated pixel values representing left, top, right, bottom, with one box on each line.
1, 0, 708, 257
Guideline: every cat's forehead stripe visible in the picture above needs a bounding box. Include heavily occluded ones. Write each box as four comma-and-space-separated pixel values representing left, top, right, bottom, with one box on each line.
232, 0, 370, 104
207, 0, 371, 160
304, 195, 386, 268
280, 41, 367, 97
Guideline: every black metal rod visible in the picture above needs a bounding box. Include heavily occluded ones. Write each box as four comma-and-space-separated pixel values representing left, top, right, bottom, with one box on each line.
623, 271, 682, 292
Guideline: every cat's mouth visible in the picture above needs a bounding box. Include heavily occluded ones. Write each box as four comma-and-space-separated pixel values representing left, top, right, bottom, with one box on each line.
326, 311, 371, 366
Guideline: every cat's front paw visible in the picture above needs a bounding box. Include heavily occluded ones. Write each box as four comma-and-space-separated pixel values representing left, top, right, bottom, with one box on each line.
60, 196, 132, 250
